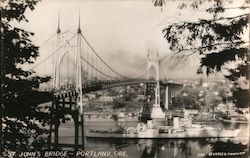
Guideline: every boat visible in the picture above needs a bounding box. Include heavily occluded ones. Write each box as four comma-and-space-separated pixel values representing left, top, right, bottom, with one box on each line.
204, 126, 241, 138
222, 115, 249, 124
192, 111, 217, 123
86, 119, 241, 138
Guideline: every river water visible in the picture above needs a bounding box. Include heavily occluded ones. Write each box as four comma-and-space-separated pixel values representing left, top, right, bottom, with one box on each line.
58, 117, 249, 158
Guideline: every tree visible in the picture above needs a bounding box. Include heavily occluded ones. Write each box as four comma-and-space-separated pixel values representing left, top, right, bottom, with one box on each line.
155, 0, 249, 108
1, 0, 52, 154
113, 98, 126, 109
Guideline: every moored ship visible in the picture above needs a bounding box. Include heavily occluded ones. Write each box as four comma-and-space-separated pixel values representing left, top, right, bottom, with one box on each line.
222, 115, 249, 124
86, 119, 241, 138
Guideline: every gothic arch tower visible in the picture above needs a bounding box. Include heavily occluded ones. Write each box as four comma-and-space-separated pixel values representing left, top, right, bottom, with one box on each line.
147, 52, 165, 119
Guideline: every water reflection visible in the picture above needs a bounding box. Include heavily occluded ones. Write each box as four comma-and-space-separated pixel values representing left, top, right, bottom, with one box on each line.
85, 138, 248, 158
137, 139, 200, 158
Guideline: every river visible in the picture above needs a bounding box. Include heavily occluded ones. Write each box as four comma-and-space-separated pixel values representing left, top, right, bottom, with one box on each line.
58, 117, 249, 158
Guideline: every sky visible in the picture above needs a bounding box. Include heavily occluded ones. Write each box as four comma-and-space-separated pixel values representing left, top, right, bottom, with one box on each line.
14, 0, 247, 79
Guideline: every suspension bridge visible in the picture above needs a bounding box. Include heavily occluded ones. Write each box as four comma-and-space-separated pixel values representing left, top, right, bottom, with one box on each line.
31, 15, 183, 150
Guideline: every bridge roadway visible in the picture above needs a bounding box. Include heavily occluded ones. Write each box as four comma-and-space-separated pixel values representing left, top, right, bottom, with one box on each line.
52, 79, 183, 99
36, 79, 183, 104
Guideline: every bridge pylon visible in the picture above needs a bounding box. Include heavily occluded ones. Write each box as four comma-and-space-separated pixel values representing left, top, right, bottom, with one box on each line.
53, 13, 61, 89
146, 51, 165, 119
76, 11, 83, 115
49, 12, 85, 151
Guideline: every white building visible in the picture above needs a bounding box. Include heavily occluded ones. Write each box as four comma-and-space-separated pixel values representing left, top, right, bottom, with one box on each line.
99, 96, 115, 102
85, 93, 97, 100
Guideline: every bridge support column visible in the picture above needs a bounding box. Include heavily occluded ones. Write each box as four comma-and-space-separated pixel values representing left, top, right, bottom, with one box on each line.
48, 102, 54, 148
80, 114, 85, 149
73, 112, 79, 151
164, 86, 169, 110
139, 83, 152, 122
73, 108, 85, 151
48, 93, 85, 150
54, 100, 60, 149
48, 99, 60, 149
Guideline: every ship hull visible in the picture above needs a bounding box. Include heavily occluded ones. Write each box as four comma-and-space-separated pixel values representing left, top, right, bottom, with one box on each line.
222, 119, 248, 124
86, 129, 240, 139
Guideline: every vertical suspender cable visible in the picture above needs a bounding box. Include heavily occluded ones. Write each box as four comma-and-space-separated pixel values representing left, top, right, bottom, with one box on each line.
66, 45, 69, 84
96, 57, 99, 80
86, 44, 89, 81
95, 54, 97, 80
91, 48, 93, 80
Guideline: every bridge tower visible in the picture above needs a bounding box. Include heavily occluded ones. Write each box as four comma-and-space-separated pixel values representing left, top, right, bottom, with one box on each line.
76, 12, 83, 114
49, 12, 85, 151
53, 13, 61, 89
147, 51, 165, 119
74, 11, 85, 150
